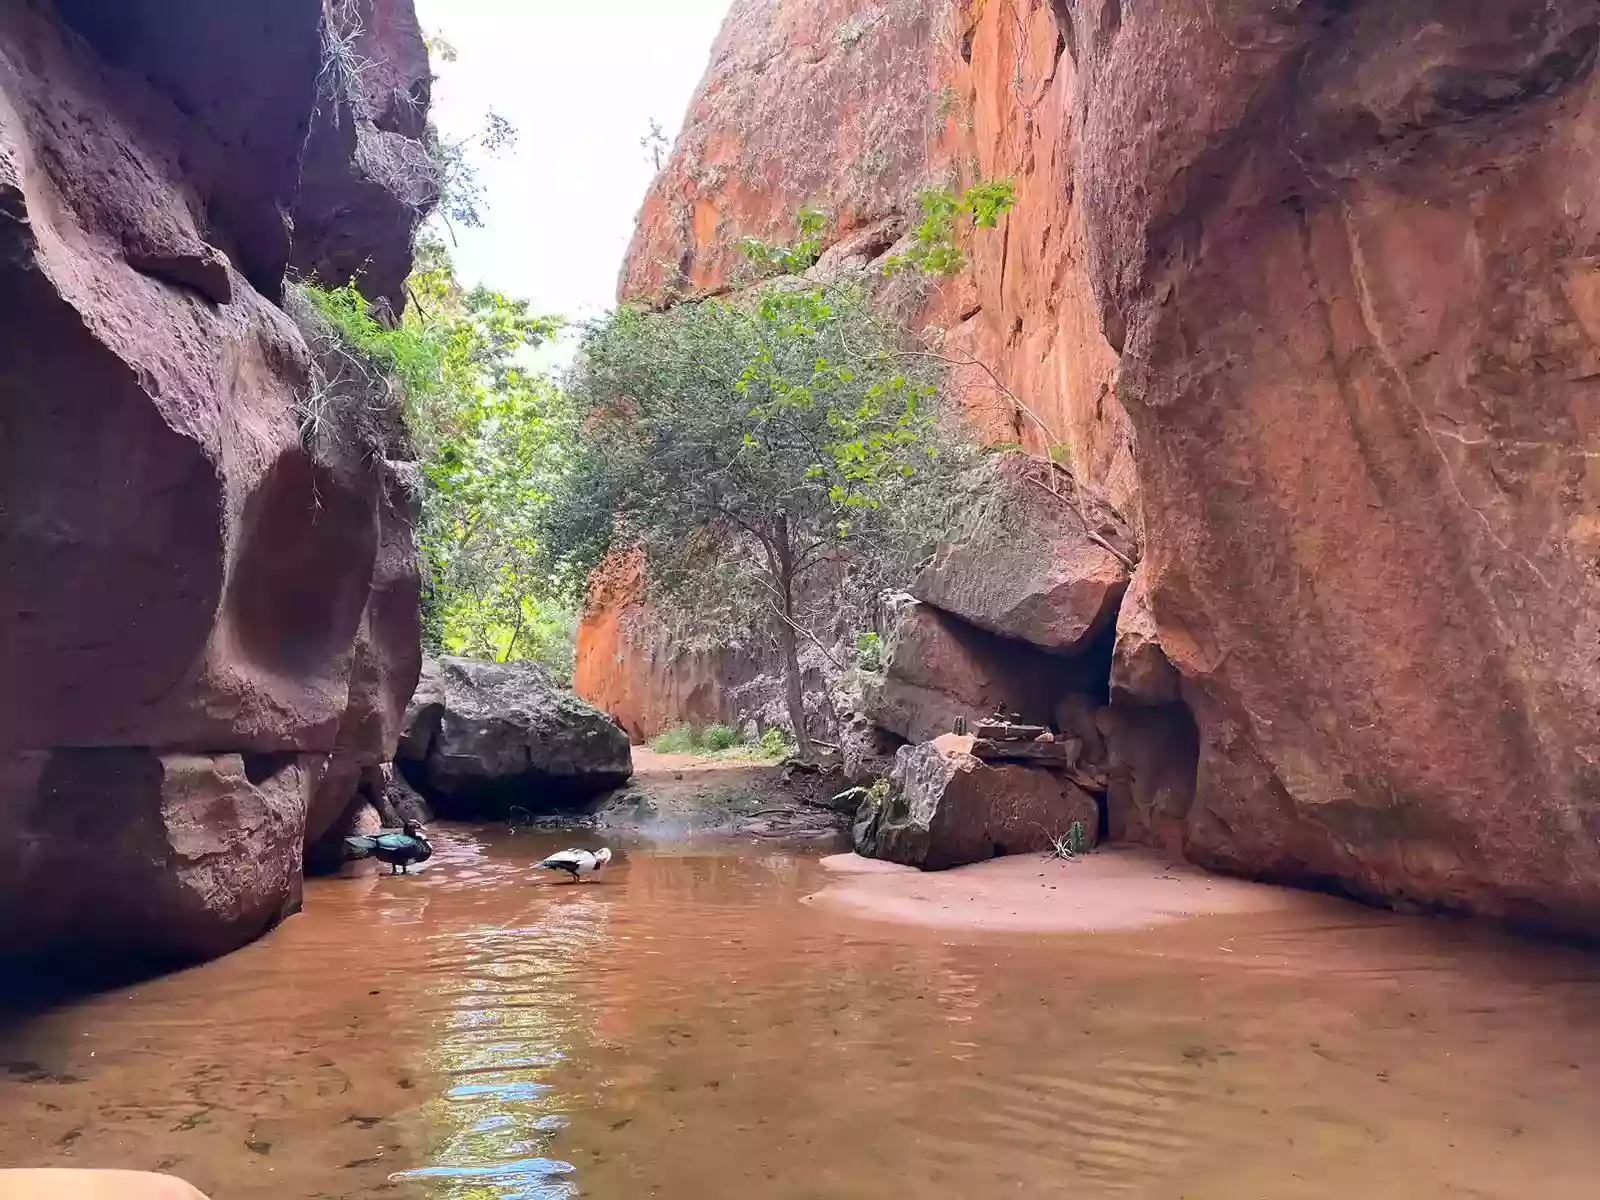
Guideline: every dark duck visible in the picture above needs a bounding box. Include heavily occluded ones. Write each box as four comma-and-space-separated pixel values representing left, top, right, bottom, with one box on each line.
345, 818, 434, 875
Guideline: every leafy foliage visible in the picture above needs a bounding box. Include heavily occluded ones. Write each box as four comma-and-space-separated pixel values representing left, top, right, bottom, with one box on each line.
701, 724, 739, 751
833, 777, 893, 810
649, 725, 699, 754
298, 235, 577, 675
648, 724, 793, 760
1044, 820, 1091, 861
547, 206, 986, 753
553, 283, 960, 590
735, 205, 829, 278
855, 631, 884, 672
884, 180, 1016, 277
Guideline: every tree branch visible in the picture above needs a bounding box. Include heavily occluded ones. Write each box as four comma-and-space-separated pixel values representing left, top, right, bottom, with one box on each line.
764, 599, 842, 669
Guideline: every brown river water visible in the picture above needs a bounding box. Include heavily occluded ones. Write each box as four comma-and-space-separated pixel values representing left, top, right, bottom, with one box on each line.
3, 825, 1600, 1200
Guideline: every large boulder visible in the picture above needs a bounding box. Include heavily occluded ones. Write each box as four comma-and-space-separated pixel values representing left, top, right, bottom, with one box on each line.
912, 454, 1136, 653
398, 656, 448, 761
0, 751, 308, 965
854, 737, 1100, 871
399, 658, 634, 818
864, 602, 1091, 745
0, 0, 430, 965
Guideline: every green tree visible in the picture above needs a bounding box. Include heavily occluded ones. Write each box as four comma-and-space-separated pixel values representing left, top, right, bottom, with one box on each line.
549, 207, 995, 756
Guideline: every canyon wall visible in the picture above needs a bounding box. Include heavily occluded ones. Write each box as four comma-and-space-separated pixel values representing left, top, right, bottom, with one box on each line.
579, 0, 1137, 734
584, 0, 1600, 933
0, 0, 431, 965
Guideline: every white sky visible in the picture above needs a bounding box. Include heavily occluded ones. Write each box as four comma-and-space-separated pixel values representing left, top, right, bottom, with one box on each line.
413, 0, 732, 347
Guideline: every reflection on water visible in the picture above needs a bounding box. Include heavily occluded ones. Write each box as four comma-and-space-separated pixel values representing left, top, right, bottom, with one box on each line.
2, 826, 1599, 1200
396, 880, 608, 1200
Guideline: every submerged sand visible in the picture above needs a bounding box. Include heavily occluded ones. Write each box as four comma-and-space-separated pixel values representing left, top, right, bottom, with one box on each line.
806, 846, 1312, 932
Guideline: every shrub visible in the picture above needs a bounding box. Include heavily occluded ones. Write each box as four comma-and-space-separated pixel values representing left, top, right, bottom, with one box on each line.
855, 631, 883, 672
650, 726, 698, 754
701, 724, 739, 751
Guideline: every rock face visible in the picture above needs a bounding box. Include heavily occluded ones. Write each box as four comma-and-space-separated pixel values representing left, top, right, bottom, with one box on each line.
854, 737, 1099, 870
604, 0, 1600, 933
574, 549, 764, 740
0, 1, 431, 963
1108, 566, 1181, 706
399, 659, 634, 818
865, 601, 1094, 744
913, 454, 1134, 652
289, 0, 437, 311
619, 0, 1137, 508
575, 545, 842, 743
1086, 0, 1600, 930
1098, 704, 1198, 858
0, 751, 308, 964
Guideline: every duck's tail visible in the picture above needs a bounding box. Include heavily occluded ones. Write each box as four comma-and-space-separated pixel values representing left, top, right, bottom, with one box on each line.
344, 836, 378, 859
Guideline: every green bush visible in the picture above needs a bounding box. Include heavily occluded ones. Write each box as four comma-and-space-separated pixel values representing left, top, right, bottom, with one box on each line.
702, 724, 739, 751
295, 238, 573, 678
855, 631, 883, 672
649, 726, 699, 754
759, 727, 793, 757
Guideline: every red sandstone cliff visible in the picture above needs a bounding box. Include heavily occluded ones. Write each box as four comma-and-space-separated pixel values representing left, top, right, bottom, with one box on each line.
582, 0, 1600, 932
0, 0, 433, 964
580, 0, 1138, 739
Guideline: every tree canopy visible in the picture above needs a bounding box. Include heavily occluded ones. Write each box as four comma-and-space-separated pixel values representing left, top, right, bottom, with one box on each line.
545, 193, 1011, 752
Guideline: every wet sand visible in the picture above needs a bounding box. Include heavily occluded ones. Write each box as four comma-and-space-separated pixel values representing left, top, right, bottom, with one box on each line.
808, 846, 1315, 932
2, 830, 1599, 1200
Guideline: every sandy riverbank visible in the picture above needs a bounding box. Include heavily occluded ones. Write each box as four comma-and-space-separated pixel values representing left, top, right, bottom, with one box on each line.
805, 846, 1314, 933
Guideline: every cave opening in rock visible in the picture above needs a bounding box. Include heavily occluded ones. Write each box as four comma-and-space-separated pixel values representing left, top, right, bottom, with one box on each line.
1057, 617, 1118, 706
1052, 618, 1119, 841
242, 752, 299, 787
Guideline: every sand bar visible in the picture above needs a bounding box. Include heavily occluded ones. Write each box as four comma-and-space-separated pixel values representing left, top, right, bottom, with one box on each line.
806, 846, 1312, 933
